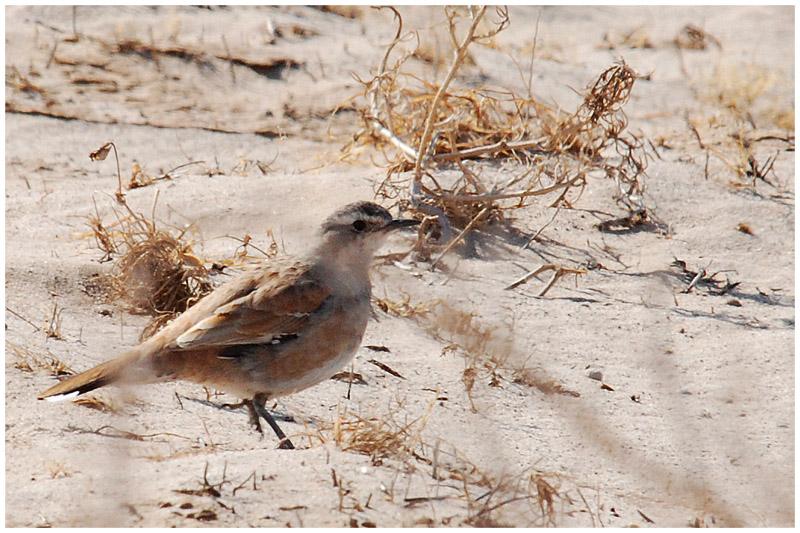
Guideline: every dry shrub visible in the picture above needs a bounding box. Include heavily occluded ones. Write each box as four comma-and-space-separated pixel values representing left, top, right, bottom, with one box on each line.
323, 401, 432, 466
349, 6, 652, 258
536, 61, 649, 213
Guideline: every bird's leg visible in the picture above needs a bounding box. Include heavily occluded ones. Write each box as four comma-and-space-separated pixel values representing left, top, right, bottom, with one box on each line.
252, 393, 295, 450
244, 399, 263, 434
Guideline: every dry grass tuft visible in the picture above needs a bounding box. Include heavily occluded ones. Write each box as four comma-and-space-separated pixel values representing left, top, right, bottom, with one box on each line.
703, 62, 775, 121
674, 24, 721, 50
373, 292, 439, 319
6, 65, 47, 96
598, 27, 654, 50
8, 341, 74, 377
47, 462, 72, 479
73, 395, 120, 414
767, 106, 794, 131
323, 401, 432, 466
512, 368, 580, 397
94, 206, 212, 339
460, 465, 567, 526
684, 59, 791, 192
318, 5, 363, 19
430, 303, 511, 367
312, 397, 569, 525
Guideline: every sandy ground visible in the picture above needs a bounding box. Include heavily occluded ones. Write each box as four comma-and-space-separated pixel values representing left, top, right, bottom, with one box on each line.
4, 5, 794, 527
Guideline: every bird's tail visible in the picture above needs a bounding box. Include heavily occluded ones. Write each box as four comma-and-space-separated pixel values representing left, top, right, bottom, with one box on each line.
37, 356, 130, 401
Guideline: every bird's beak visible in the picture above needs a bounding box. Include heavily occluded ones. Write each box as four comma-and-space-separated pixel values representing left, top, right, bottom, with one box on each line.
382, 218, 420, 232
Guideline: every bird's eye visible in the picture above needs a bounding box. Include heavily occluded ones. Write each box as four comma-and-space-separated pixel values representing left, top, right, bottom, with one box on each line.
352, 220, 367, 232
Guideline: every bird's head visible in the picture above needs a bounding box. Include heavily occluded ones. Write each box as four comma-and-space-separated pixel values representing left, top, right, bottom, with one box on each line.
317, 201, 419, 264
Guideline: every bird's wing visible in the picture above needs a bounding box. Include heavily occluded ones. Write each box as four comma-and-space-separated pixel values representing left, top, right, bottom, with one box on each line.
172, 261, 330, 350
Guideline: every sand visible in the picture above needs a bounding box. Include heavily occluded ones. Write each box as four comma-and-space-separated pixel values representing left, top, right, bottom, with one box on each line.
4, 5, 794, 527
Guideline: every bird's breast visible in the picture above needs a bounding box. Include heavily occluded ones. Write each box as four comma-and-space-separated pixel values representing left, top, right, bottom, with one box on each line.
248, 295, 371, 396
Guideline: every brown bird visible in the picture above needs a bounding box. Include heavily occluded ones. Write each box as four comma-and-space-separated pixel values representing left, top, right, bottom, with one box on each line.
39, 201, 419, 449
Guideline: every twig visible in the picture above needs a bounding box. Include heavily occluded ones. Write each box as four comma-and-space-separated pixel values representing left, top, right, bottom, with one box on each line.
366, 7, 418, 162
683, 269, 704, 293
89, 141, 123, 202
6, 306, 42, 331
406, 7, 492, 244
505, 264, 552, 290
45, 39, 59, 69
232, 471, 257, 496
439, 174, 585, 204
431, 138, 550, 162
68, 424, 193, 441
161, 160, 206, 178
367, 359, 406, 379
222, 235, 271, 257
221, 34, 236, 84
685, 114, 706, 150
505, 263, 586, 295
368, 120, 419, 161
577, 488, 597, 528
522, 207, 561, 249
430, 206, 489, 270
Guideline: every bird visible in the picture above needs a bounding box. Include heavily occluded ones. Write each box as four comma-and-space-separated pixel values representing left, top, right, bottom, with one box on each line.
38, 201, 419, 449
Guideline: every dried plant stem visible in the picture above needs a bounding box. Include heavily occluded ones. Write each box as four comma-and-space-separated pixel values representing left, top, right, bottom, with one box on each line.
367, 7, 418, 162
6, 306, 42, 331
413, 6, 487, 183
523, 207, 561, 249
439, 174, 585, 204
432, 137, 549, 162
405, 7, 492, 244
430, 206, 489, 270
370, 121, 419, 161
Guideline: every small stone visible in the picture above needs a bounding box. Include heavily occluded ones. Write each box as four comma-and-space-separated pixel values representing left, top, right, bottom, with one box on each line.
588, 370, 603, 381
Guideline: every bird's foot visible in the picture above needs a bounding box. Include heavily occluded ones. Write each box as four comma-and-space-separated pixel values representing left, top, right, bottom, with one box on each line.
220, 400, 248, 410
252, 394, 295, 450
